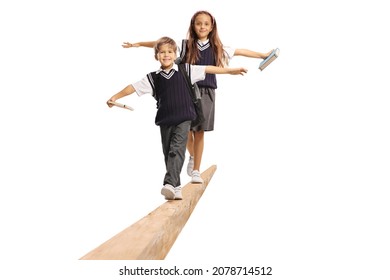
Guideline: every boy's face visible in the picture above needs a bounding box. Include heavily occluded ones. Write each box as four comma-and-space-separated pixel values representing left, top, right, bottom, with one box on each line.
156, 44, 177, 69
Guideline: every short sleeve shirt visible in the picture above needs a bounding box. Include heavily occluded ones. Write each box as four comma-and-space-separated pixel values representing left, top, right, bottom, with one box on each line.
132, 64, 207, 96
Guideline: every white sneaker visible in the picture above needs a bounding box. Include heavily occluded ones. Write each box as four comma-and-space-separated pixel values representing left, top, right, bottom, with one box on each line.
174, 187, 183, 200
187, 156, 194, 176
161, 184, 175, 200
191, 170, 203, 184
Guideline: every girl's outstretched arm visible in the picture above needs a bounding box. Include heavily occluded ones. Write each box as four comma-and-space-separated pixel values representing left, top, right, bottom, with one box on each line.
107, 85, 136, 107
205, 66, 248, 76
234, 49, 273, 59
122, 41, 157, 48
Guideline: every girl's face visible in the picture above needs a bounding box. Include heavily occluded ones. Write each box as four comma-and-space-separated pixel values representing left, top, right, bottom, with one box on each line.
193, 13, 213, 41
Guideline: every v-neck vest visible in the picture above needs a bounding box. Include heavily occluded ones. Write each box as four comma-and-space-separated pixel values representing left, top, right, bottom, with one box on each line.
150, 69, 196, 126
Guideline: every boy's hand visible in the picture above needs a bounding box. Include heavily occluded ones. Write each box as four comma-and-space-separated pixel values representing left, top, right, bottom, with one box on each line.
107, 99, 115, 107
122, 42, 140, 48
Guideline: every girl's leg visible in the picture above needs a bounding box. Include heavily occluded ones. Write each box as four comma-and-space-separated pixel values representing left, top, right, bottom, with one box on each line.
186, 130, 205, 177
187, 87, 213, 181
190, 130, 204, 184
186, 131, 195, 156
192, 130, 204, 172
186, 131, 195, 176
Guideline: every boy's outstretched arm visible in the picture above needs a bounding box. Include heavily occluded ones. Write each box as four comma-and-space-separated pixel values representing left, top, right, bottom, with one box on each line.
122, 41, 157, 48
205, 66, 248, 76
234, 49, 273, 59
107, 85, 136, 107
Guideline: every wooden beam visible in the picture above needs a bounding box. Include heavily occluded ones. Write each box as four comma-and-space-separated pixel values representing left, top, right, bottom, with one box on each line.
80, 165, 217, 260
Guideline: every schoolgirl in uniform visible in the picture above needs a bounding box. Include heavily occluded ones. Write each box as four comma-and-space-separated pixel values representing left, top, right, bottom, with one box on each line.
121, 11, 272, 183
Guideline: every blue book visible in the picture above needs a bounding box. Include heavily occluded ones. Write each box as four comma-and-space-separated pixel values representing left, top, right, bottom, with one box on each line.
259, 48, 280, 71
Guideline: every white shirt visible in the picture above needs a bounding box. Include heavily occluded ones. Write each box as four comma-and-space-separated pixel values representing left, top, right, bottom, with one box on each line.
132, 64, 207, 97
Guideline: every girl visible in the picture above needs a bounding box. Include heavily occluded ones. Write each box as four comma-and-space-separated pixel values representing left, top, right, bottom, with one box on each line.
122, 11, 273, 183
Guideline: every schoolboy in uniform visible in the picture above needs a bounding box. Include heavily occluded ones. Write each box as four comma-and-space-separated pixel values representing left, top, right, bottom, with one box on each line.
107, 37, 247, 200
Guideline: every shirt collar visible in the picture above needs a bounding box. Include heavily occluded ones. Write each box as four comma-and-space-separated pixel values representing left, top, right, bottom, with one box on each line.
156, 63, 178, 74
198, 39, 209, 46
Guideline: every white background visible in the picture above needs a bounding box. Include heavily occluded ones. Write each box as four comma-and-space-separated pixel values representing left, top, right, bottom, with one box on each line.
1, 0, 389, 279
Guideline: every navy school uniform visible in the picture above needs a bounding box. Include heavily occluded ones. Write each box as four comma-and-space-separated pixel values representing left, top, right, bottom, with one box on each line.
132, 64, 206, 188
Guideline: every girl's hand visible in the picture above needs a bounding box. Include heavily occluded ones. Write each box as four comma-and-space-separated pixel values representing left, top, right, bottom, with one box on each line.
263, 49, 274, 59
122, 42, 140, 48
232, 67, 248, 75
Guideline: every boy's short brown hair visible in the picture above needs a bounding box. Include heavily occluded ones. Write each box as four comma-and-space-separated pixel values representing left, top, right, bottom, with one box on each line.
154, 37, 177, 60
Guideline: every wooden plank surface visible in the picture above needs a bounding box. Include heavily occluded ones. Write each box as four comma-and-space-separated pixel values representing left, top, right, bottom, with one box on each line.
80, 165, 217, 260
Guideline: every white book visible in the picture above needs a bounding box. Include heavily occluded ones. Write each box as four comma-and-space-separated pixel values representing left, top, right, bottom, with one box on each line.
259, 48, 280, 71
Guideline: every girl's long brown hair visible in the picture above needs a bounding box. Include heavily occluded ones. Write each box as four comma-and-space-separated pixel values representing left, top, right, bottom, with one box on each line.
186, 11, 228, 67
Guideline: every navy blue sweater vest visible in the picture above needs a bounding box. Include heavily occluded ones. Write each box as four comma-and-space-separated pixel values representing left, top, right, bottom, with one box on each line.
183, 41, 217, 89
148, 69, 196, 126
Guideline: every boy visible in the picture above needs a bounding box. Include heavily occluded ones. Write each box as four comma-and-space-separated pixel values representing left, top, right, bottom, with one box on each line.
107, 37, 247, 200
